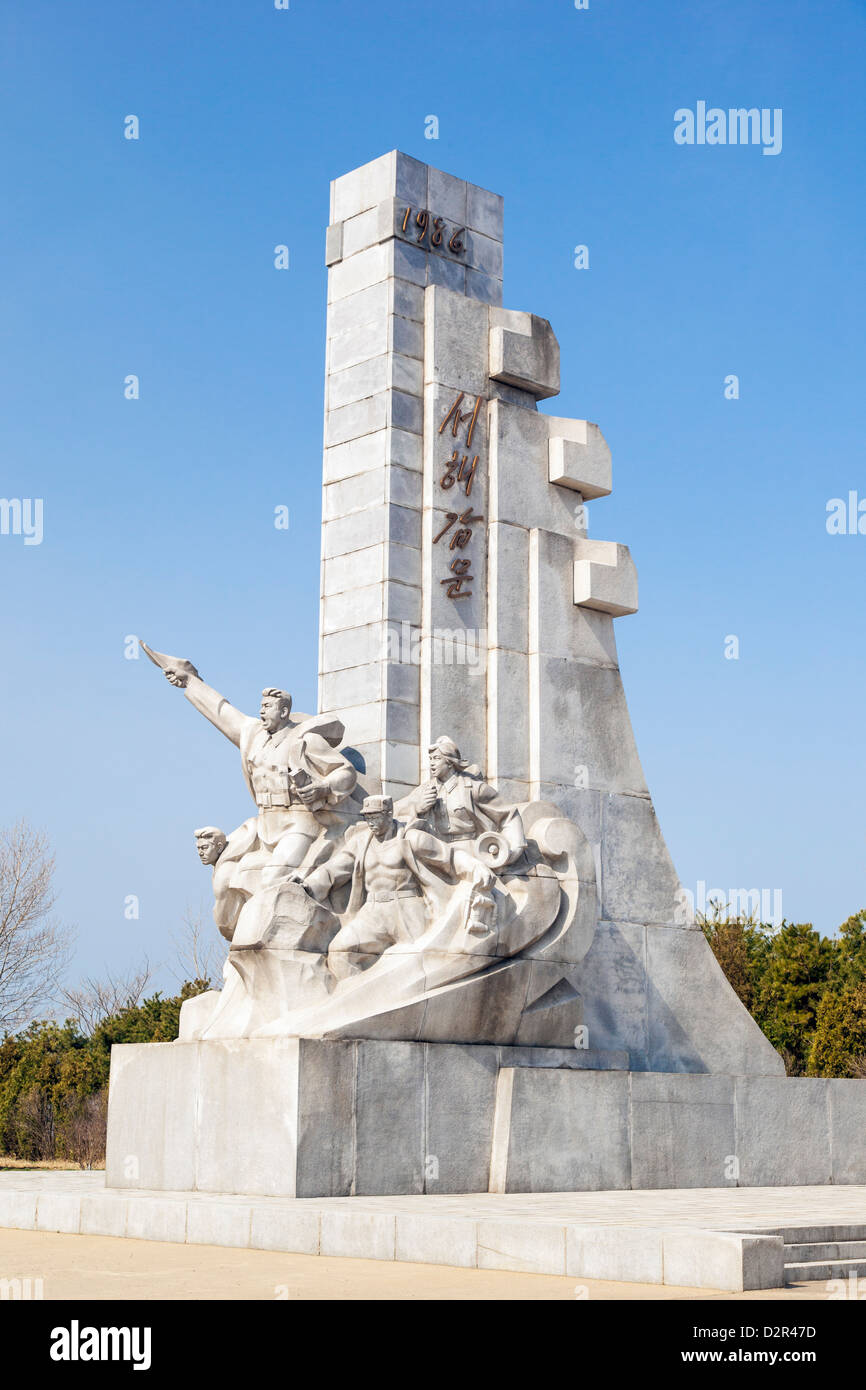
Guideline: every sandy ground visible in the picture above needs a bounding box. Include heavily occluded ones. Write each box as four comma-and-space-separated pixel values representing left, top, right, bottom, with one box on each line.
0, 1229, 834, 1300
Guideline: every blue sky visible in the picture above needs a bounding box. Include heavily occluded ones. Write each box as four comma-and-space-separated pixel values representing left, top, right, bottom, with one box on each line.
1, 0, 864, 995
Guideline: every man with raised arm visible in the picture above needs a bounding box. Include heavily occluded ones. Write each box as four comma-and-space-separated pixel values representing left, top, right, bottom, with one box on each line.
142, 643, 358, 874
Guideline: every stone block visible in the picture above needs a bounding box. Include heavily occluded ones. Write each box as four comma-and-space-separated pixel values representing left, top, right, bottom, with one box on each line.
323, 430, 387, 485
325, 702, 381, 747
662, 1231, 784, 1292
386, 427, 424, 472
464, 230, 504, 279
321, 584, 383, 634
476, 1220, 567, 1274
355, 1041, 425, 1195
382, 656, 420, 704
80, 1193, 128, 1238
389, 239, 427, 287
573, 540, 638, 617
501, 1069, 631, 1192
126, 1197, 187, 1244
395, 1214, 478, 1267
327, 282, 389, 349
829, 1081, 866, 1183
328, 242, 389, 303
392, 277, 425, 323
324, 467, 388, 520
195, 1039, 301, 1198
423, 285, 490, 397
321, 622, 382, 671
331, 150, 427, 224
466, 182, 504, 241
381, 738, 420, 787
327, 354, 389, 413
186, 1200, 252, 1249
321, 504, 421, 562
321, 663, 381, 711
35, 1192, 81, 1234
0, 1191, 37, 1229
566, 1225, 664, 1283
424, 1043, 499, 1193
295, 1040, 357, 1198
319, 1210, 396, 1261
736, 1078, 832, 1185
465, 269, 503, 306
380, 696, 418, 744
630, 1073, 737, 1189
391, 313, 424, 361
326, 391, 388, 448
340, 204, 382, 260
250, 1204, 320, 1255
548, 426, 612, 500
427, 166, 467, 223
105, 1040, 198, 1190
325, 221, 342, 267
427, 256, 466, 295
490, 314, 559, 399
390, 388, 423, 434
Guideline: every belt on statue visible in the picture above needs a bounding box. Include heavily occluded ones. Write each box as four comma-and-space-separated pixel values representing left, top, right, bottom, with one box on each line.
368, 888, 422, 903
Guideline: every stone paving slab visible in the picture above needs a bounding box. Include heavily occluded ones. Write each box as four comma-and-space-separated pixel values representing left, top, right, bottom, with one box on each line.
2, 1175, 865, 1292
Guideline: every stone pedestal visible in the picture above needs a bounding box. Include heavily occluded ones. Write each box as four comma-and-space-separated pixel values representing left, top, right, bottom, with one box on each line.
105, 1038, 866, 1199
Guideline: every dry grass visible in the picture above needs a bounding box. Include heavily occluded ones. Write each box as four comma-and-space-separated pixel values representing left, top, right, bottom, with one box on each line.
0, 1156, 104, 1171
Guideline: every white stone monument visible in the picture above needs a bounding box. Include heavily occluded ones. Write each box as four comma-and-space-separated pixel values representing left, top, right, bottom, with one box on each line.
106, 153, 866, 1199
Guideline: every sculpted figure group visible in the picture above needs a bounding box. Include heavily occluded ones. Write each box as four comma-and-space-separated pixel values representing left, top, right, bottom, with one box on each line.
143, 644, 590, 1040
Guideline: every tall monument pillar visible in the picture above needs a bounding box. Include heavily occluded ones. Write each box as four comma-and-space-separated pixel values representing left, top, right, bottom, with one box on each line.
319, 150, 782, 1077
319, 150, 504, 798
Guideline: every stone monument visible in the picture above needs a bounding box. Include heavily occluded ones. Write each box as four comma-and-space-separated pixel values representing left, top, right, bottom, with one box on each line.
106, 152, 866, 1198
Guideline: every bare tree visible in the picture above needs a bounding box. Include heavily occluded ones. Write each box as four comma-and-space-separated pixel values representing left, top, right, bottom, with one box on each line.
0, 821, 73, 1032
58, 1090, 108, 1169
55, 960, 153, 1036
170, 905, 226, 990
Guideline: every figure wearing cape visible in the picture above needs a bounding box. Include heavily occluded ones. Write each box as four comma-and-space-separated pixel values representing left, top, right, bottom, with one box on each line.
141, 644, 359, 899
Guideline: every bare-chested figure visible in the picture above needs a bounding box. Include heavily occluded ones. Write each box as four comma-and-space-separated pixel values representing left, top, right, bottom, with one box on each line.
300, 794, 492, 980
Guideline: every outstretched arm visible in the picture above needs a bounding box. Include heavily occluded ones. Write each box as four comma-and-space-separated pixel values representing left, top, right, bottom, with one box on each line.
180, 673, 249, 747
142, 646, 249, 747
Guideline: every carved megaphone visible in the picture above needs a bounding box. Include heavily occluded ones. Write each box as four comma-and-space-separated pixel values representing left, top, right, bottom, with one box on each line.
140, 641, 200, 683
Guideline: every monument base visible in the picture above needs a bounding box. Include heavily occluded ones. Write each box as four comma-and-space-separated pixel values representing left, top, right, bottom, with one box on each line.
106, 1039, 866, 1198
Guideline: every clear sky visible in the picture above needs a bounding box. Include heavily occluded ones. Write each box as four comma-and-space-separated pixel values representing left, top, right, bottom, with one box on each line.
1, 0, 864, 996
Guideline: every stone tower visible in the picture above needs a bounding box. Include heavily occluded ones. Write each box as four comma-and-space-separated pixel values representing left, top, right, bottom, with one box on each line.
318, 150, 781, 1077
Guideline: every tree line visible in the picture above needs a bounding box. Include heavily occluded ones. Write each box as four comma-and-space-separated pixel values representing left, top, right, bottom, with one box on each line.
0, 820, 220, 1167
701, 907, 866, 1077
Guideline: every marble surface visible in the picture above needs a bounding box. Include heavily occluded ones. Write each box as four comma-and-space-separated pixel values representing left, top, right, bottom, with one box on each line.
3, 1173, 865, 1291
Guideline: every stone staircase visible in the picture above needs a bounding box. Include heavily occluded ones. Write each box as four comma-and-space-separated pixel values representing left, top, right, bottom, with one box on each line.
776, 1226, 866, 1283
